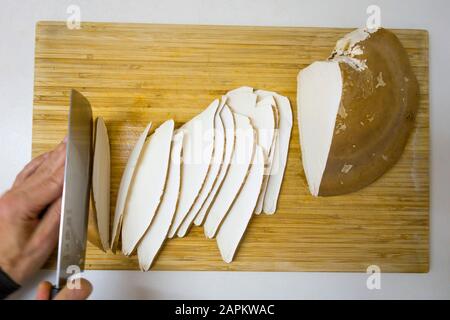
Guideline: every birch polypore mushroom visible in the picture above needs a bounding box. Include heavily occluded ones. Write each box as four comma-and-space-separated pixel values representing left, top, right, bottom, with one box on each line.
177, 99, 226, 237
216, 145, 265, 263
111, 122, 152, 252
297, 28, 419, 196
121, 120, 174, 255
91, 117, 110, 251
168, 99, 220, 238
203, 113, 255, 239
137, 131, 184, 271
194, 104, 236, 226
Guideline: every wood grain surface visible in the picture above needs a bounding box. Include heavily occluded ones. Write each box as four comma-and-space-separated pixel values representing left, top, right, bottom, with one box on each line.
33, 22, 429, 272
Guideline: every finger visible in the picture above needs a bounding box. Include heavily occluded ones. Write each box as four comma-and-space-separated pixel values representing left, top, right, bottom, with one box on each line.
36, 281, 53, 300
15, 137, 66, 188
25, 197, 62, 271
11, 142, 66, 217
34, 139, 67, 178
54, 278, 93, 300
13, 197, 62, 284
13, 152, 49, 188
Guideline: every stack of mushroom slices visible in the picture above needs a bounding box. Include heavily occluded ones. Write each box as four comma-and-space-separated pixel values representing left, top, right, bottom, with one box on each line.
90, 87, 292, 271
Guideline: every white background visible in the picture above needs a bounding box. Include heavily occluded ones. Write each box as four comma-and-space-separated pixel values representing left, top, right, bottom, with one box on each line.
1, 0, 449, 299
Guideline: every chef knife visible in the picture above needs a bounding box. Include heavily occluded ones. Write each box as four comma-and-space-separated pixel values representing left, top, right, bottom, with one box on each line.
51, 89, 93, 297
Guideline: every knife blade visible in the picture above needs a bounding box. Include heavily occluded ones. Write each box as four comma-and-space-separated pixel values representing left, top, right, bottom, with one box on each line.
53, 89, 93, 294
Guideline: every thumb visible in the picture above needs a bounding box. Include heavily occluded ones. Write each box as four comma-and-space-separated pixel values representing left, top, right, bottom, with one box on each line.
35, 279, 93, 300
36, 281, 53, 300
54, 278, 93, 300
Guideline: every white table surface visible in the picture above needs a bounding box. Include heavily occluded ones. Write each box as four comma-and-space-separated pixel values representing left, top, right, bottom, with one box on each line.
1, 0, 449, 300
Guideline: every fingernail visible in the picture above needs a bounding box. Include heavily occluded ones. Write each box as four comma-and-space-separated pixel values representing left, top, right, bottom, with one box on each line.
63, 135, 68, 143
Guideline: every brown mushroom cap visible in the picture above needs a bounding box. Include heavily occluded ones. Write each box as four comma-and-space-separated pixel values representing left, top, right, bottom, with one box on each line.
318, 28, 419, 196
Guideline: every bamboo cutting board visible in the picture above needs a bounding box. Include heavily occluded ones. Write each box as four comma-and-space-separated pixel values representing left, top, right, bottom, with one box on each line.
33, 22, 429, 273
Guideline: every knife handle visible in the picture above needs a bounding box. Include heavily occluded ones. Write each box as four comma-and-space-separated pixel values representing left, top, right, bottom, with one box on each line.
50, 285, 61, 299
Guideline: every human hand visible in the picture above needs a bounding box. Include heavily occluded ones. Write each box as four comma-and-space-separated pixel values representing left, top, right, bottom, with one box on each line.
0, 140, 66, 285
35, 279, 93, 300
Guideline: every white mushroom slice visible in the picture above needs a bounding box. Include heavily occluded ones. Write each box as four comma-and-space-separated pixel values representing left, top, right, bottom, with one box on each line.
253, 96, 279, 214
226, 89, 275, 158
216, 145, 264, 263
177, 100, 226, 237
168, 99, 219, 238
203, 113, 255, 239
254, 90, 293, 214
121, 120, 174, 255
194, 104, 235, 226
92, 117, 110, 251
111, 122, 152, 252
298, 61, 343, 196
226, 88, 276, 215
137, 131, 184, 271
227, 86, 253, 94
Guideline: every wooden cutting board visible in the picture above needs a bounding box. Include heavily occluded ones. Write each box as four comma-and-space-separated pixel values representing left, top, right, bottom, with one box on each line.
33, 22, 429, 272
